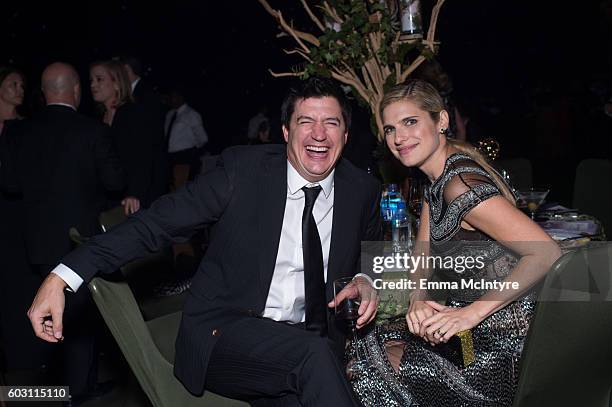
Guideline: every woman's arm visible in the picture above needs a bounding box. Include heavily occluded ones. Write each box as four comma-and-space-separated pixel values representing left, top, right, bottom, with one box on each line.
460, 196, 560, 317
406, 201, 439, 339
421, 196, 561, 344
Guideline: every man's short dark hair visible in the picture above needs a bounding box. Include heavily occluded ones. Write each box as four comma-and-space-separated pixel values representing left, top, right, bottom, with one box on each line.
280, 77, 351, 130
118, 55, 143, 77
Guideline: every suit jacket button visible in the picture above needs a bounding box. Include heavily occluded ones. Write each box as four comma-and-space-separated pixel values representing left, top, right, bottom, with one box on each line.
212, 329, 220, 337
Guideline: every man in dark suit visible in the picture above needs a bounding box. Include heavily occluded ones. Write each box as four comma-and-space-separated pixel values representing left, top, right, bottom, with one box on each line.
118, 55, 169, 207
1, 62, 125, 398
28, 77, 381, 406
118, 55, 155, 105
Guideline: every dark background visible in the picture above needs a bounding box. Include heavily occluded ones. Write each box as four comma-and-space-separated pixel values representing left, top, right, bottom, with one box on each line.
2, 0, 611, 204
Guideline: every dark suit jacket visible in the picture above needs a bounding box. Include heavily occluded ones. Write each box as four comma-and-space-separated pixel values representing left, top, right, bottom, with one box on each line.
111, 102, 168, 207
61, 144, 382, 394
0, 104, 125, 265
132, 78, 158, 107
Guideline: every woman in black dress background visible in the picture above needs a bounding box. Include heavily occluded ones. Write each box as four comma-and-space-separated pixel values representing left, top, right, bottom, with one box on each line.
89, 60, 167, 214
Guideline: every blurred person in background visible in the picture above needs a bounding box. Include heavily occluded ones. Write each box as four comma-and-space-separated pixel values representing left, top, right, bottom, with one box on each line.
0, 66, 25, 134
165, 84, 208, 190
90, 60, 167, 214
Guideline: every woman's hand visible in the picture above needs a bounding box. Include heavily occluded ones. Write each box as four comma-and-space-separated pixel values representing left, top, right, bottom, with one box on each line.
406, 298, 438, 339
420, 301, 483, 345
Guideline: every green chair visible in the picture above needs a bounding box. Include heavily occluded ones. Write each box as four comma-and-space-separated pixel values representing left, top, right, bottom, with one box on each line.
117, 248, 186, 321
573, 159, 612, 237
88, 276, 248, 407
70, 228, 245, 406
97, 208, 186, 321
513, 244, 612, 407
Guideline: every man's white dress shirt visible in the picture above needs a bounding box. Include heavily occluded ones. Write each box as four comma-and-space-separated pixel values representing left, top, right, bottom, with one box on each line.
47, 102, 77, 111
262, 163, 335, 323
165, 104, 208, 153
130, 78, 141, 94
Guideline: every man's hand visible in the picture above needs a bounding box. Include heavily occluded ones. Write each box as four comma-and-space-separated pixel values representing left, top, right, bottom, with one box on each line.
121, 196, 140, 215
328, 276, 379, 329
27, 273, 67, 343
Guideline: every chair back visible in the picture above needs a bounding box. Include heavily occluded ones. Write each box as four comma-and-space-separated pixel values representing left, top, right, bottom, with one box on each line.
513, 244, 612, 407
71, 223, 245, 407
99, 206, 127, 232
573, 159, 612, 237
494, 157, 533, 191
88, 276, 248, 407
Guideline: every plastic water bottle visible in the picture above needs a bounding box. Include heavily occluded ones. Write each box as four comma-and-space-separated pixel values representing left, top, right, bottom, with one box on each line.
381, 187, 390, 222
382, 184, 402, 240
392, 201, 414, 253
381, 184, 401, 221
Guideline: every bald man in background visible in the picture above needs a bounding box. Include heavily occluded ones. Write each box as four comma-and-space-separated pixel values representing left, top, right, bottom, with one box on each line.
0, 62, 125, 400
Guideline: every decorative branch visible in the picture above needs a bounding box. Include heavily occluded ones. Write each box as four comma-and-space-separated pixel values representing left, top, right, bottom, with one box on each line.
300, 0, 325, 31
269, 69, 304, 78
365, 33, 385, 88
424, 0, 445, 52
283, 48, 313, 63
258, 0, 320, 49
395, 61, 402, 84
321, 1, 343, 24
259, 0, 447, 141
361, 65, 376, 101
330, 68, 370, 104
400, 55, 426, 83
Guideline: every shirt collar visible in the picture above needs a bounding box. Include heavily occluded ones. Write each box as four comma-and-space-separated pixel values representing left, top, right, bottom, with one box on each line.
47, 102, 77, 111
131, 77, 141, 92
287, 160, 334, 199
177, 103, 188, 114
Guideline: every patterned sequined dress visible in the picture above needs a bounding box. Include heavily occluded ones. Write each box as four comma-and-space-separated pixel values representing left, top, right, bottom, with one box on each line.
351, 153, 535, 407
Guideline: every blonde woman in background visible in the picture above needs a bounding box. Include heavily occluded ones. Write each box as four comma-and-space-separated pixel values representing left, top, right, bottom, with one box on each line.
90, 60, 167, 214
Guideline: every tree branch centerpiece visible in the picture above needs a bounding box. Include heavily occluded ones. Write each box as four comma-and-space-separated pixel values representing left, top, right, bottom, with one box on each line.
258, 0, 446, 140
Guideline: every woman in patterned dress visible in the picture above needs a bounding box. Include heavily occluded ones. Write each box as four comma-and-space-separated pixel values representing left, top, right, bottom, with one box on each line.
350, 80, 561, 406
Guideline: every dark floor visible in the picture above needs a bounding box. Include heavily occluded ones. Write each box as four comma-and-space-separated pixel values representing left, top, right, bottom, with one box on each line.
2, 344, 152, 407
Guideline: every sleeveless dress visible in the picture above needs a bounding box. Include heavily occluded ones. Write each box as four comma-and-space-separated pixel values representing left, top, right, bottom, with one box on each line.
351, 153, 535, 407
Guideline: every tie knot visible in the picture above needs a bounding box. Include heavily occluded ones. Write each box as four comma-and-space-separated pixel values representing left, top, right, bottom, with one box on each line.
302, 185, 322, 209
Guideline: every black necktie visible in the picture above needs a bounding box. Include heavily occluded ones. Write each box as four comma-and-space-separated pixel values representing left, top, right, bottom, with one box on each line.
302, 185, 327, 335
166, 110, 178, 151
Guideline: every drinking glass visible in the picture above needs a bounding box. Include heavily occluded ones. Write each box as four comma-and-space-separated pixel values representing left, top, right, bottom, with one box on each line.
333, 277, 369, 378
517, 188, 549, 220
407, 178, 425, 217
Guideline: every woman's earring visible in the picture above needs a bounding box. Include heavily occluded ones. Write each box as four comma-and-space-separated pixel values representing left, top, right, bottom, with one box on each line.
439, 128, 447, 134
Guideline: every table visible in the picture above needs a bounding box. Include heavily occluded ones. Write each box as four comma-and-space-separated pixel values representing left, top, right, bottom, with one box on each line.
533, 203, 605, 250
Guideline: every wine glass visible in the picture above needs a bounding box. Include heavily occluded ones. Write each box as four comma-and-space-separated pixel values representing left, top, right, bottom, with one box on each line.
407, 178, 425, 217
517, 188, 549, 220
333, 277, 369, 378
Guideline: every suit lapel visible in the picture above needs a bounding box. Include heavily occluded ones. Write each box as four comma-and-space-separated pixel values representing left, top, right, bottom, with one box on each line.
326, 160, 357, 299
257, 151, 287, 304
